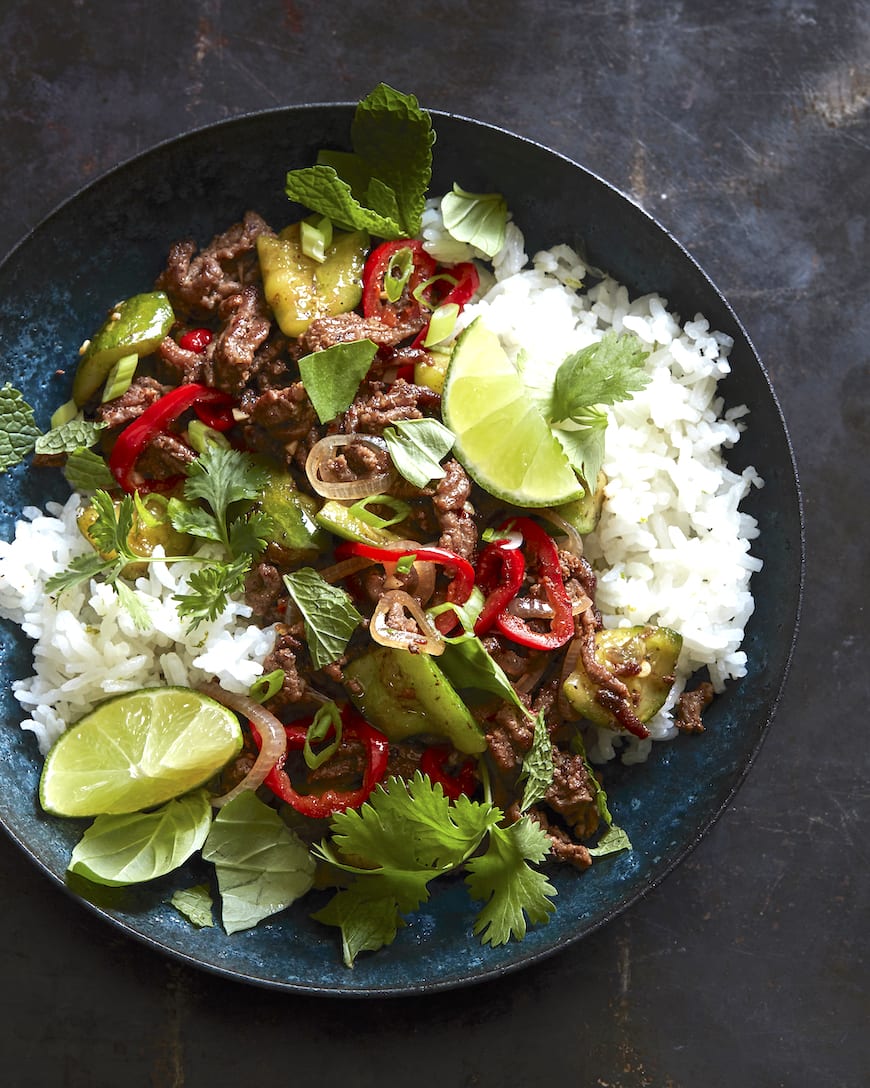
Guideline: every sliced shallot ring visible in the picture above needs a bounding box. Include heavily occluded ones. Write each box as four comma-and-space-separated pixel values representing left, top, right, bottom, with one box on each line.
317, 555, 375, 584
305, 434, 396, 499
198, 681, 287, 808
370, 589, 445, 656
536, 509, 584, 557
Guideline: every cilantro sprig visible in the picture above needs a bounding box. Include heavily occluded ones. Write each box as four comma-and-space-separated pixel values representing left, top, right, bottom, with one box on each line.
46, 445, 272, 630
312, 773, 556, 965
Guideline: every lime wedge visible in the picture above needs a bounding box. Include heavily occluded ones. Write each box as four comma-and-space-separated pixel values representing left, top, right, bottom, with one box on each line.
39, 687, 243, 817
441, 317, 584, 507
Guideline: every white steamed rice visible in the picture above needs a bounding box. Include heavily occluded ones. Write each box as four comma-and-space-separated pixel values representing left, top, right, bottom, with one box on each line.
0, 206, 762, 765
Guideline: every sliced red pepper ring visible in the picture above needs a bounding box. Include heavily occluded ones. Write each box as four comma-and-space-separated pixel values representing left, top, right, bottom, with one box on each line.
473, 538, 526, 636
361, 239, 437, 326
108, 382, 235, 494
419, 745, 477, 802
334, 539, 475, 634
251, 704, 390, 820
492, 517, 575, 651
177, 327, 213, 353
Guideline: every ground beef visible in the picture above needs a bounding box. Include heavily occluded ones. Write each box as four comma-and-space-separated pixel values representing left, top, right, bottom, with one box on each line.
156, 210, 272, 319
433, 458, 478, 561
135, 432, 198, 480
544, 748, 600, 840
244, 562, 287, 625
675, 681, 714, 733
241, 382, 318, 463
296, 312, 424, 355
523, 806, 593, 870
261, 623, 310, 707
205, 284, 273, 395
155, 335, 210, 385
341, 378, 441, 434
94, 376, 168, 430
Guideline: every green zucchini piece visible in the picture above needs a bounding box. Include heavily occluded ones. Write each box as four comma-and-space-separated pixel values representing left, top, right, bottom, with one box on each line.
257, 223, 369, 338
344, 646, 487, 754
562, 624, 683, 728
551, 469, 607, 535
73, 291, 175, 405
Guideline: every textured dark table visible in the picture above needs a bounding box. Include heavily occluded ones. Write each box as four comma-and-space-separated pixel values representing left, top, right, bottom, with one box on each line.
1, 2, 866, 1086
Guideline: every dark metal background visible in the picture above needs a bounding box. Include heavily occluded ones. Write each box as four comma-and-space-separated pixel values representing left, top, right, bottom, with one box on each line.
0, 2, 866, 1084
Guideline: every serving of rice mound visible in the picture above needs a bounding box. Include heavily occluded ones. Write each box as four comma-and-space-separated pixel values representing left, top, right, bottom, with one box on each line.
0, 214, 763, 766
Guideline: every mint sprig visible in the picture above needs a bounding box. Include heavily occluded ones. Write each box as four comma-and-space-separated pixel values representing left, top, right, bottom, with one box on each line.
0, 384, 41, 472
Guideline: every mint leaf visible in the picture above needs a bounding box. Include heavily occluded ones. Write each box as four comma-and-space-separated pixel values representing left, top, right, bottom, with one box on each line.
35, 418, 105, 456
310, 879, 407, 967
382, 417, 455, 488
202, 791, 316, 935
550, 331, 649, 424
283, 566, 363, 669
519, 711, 554, 811
465, 817, 556, 945
0, 384, 41, 471
285, 165, 403, 236
67, 790, 212, 887
170, 884, 215, 928
441, 184, 507, 258
351, 84, 434, 236
297, 339, 378, 424
64, 448, 116, 492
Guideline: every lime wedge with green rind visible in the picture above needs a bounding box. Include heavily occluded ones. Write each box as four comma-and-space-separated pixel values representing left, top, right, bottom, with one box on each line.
72, 291, 175, 405
441, 317, 584, 507
39, 687, 243, 817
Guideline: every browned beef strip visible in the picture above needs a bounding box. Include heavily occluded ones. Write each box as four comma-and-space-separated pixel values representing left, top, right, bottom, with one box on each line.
261, 623, 310, 706
205, 284, 273, 395
94, 376, 168, 430
321, 438, 392, 485
675, 680, 714, 733
433, 458, 478, 562
241, 382, 318, 463
155, 334, 212, 385
341, 378, 441, 435
244, 562, 287, 625
156, 211, 273, 319
296, 312, 424, 355
135, 432, 198, 479
544, 748, 600, 840
520, 805, 593, 870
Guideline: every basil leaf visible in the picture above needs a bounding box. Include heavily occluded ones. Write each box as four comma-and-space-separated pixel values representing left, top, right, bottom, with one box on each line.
202, 791, 316, 935
382, 417, 455, 488
441, 184, 508, 258
170, 884, 215, 928
283, 566, 363, 670
298, 339, 378, 424
67, 790, 212, 887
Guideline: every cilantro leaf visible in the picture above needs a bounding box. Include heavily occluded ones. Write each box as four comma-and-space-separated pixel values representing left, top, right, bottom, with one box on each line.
552, 411, 608, 493
550, 331, 649, 424
297, 339, 378, 424
351, 83, 434, 236
182, 445, 270, 552
0, 384, 41, 472
173, 554, 251, 630
441, 184, 508, 258
283, 567, 363, 669
35, 418, 105, 456
465, 817, 556, 946
114, 579, 152, 631
382, 417, 455, 488
44, 550, 115, 596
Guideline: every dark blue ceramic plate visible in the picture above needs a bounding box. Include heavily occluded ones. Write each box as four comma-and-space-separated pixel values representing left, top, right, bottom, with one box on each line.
0, 106, 803, 996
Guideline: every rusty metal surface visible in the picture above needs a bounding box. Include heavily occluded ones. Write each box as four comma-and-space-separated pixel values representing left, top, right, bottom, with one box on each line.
0, 1, 866, 1084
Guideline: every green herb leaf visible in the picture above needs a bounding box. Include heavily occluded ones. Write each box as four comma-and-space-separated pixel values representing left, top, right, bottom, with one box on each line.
170, 884, 215, 928
174, 554, 251, 630
382, 417, 455, 488
202, 791, 316, 935
551, 411, 608, 493
0, 384, 41, 472
285, 164, 403, 237
519, 710, 554, 811
182, 445, 270, 553
63, 448, 117, 492
114, 579, 152, 631
351, 83, 434, 236
283, 567, 363, 670
167, 497, 222, 543
441, 184, 508, 258
550, 331, 650, 424
297, 339, 378, 424
45, 550, 113, 596
310, 879, 408, 967
588, 822, 633, 858
35, 418, 105, 456
67, 790, 212, 887
465, 817, 556, 946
